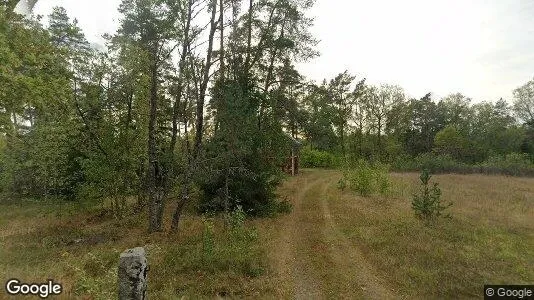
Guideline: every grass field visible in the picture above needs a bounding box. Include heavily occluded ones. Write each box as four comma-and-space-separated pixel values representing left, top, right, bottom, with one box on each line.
1, 169, 533, 299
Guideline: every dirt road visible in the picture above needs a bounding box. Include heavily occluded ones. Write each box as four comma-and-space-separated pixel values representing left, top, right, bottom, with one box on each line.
270, 169, 395, 299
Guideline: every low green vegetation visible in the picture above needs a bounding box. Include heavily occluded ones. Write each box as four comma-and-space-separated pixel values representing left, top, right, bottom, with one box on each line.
338, 160, 391, 196
411, 169, 452, 223
392, 152, 534, 176
300, 147, 341, 168
0, 203, 271, 298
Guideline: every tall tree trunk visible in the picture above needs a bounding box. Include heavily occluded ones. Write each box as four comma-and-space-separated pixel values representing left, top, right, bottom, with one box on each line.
147, 62, 163, 232
172, 0, 216, 231
377, 115, 382, 159
219, 0, 225, 80
244, 0, 253, 70
136, 158, 147, 212
171, 168, 190, 230
224, 169, 229, 213
258, 22, 285, 129
170, 0, 192, 158
248, 1, 278, 71
11, 111, 17, 134
126, 91, 133, 129
170, 0, 193, 232
340, 123, 345, 156
359, 117, 363, 157
193, 0, 218, 158
257, 47, 278, 129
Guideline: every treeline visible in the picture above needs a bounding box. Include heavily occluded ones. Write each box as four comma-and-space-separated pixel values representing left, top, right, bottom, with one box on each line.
1, 0, 534, 232
297, 72, 534, 175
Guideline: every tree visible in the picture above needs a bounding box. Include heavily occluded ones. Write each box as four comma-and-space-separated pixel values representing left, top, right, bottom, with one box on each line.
471, 100, 523, 160
385, 95, 411, 158
412, 169, 452, 224
404, 93, 443, 156
328, 71, 356, 154
438, 93, 472, 128
201, 74, 281, 215
301, 83, 338, 151
513, 78, 534, 124
433, 125, 469, 161
117, 0, 178, 232
0, 6, 79, 198
348, 81, 369, 159
193, 0, 218, 158
365, 84, 404, 159
237, 0, 318, 129
195, 0, 317, 218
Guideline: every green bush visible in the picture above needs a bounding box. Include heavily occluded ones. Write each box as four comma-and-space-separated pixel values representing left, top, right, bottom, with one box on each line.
374, 163, 391, 195
228, 205, 246, 230
347, 161, 374, 196
276, 199, 293, 214
393, 152, 534, 177
341, 160, 391, 197
477, 153, 534, 176
392, 153, 470, 174
202, 217, 216, 259
337, 178, 347, 191
197, 168, 281, 217
300, 147, 341, 168
413, 153, 470, 173
412, 169, 452, 223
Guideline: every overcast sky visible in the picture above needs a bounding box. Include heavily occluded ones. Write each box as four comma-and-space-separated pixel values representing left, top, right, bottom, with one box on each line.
30, 0, 534, 102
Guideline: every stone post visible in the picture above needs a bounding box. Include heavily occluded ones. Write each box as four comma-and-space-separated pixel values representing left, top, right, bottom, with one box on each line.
118, 247, 148, 300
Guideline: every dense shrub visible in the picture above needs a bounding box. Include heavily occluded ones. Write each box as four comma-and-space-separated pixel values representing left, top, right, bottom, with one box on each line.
344, 160, 374, 196
393, 152, 534, 177
300, 147, 341, 168
275, 199, 293, 214
392, 153, 470, 174
374, 163, 391, 195
476, 153, 534, 176
339, 160, 391, 196
197, 169, 282, 217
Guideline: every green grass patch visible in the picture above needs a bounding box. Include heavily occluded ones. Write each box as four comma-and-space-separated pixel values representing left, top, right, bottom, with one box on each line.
0, 201, 272, 299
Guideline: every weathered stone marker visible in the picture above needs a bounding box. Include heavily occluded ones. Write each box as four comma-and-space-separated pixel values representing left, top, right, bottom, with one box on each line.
118, 247, 148, 300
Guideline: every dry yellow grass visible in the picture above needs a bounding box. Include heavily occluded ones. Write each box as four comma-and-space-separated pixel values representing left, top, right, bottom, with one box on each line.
0, 170, 532, 299
329, 171, 534, 298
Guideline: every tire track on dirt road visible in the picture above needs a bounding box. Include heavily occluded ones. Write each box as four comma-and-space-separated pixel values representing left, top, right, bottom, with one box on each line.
273, 170, 395, 299
320, 177, 395, 299
274, 172, 326, 299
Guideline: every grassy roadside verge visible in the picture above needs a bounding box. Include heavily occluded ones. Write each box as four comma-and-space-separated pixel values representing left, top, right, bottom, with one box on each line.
328, 172, 534, 298
0, 200, 277, 299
